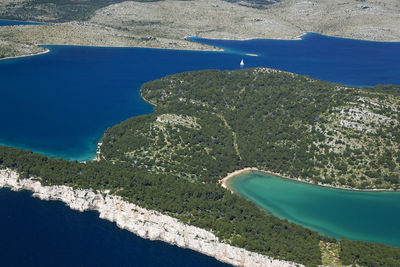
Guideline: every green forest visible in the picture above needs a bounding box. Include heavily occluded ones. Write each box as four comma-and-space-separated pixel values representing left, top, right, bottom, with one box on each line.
103, 68, 399, 189
1, 68, 400, 266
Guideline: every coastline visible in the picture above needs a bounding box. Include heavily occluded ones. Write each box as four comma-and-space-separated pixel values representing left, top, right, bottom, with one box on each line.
0, 40, 222, 62
219, 167, 396, 193
0, 47, 50, 61
190, 32, 305, 42
140, 90, 157, 107
35, 41, 223, 52
2, 30, 397, 62
0, 168, 299, 267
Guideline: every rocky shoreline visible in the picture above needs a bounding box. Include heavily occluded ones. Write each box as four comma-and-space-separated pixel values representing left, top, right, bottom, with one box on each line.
0, 47, 49, 61
0, 168, 300, 267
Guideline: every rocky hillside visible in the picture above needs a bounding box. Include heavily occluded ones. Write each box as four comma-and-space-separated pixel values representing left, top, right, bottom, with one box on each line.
1, 0, 400, 59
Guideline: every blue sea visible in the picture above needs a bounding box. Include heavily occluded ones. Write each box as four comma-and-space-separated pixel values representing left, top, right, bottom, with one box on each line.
0, 46, 246, 161
1, 34, 399, 161
0, 19, 44, 26
2, 19, 400, 265
0, 188, 228, 267
190, 33, 400, 86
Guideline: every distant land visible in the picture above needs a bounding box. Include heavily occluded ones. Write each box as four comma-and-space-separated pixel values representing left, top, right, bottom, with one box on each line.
1, 0, 400, 58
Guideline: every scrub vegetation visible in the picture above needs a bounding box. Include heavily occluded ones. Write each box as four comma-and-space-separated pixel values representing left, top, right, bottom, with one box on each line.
0, 0, 279, 24
0, 145, 324, 266
0, 40, 46, 59
1, 68, 399, 266
2, 0, 400, 60
0, 0, 159, 22
103, 68, 400, 190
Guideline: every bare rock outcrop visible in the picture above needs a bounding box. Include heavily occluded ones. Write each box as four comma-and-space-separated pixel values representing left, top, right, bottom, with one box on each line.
0, 169, 301, 267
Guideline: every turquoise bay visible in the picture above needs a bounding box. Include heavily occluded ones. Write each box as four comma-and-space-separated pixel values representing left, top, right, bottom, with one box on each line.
228, 172, 400, 246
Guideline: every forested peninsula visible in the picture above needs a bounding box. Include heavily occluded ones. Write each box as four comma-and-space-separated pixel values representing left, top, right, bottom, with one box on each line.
1, 68, 399, 266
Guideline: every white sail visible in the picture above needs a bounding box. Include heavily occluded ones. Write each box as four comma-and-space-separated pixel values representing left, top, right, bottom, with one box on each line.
240, 59, 244, 66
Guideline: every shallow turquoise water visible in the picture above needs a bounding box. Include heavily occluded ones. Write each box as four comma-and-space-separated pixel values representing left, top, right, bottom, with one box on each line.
228, 172, 400, 246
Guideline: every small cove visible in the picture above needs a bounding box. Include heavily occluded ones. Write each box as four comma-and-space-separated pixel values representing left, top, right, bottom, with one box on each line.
227, 171, 400, 247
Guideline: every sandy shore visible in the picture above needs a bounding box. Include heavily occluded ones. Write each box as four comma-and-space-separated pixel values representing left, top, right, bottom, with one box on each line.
219, 167, 302, 192
219, 167, 395, 193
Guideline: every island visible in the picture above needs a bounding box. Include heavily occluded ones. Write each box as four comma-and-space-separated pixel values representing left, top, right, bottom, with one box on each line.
1, 68, 399, 266
1, 0, 400, 59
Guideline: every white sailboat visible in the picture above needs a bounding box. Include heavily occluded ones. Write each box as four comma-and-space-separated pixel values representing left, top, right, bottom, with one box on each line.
240, 59, 244, 66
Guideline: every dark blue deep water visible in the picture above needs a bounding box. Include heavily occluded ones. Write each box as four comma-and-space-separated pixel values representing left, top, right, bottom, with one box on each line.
0, 46, 245, 161
0, 188, 228, 267
1, 28, 400, 266
190, 33, 400, 86
0, 19, 44, 26
1, 33, 400, 161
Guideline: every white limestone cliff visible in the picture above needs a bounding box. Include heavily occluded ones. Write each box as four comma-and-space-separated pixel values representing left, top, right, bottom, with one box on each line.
0, 169, 301, 267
